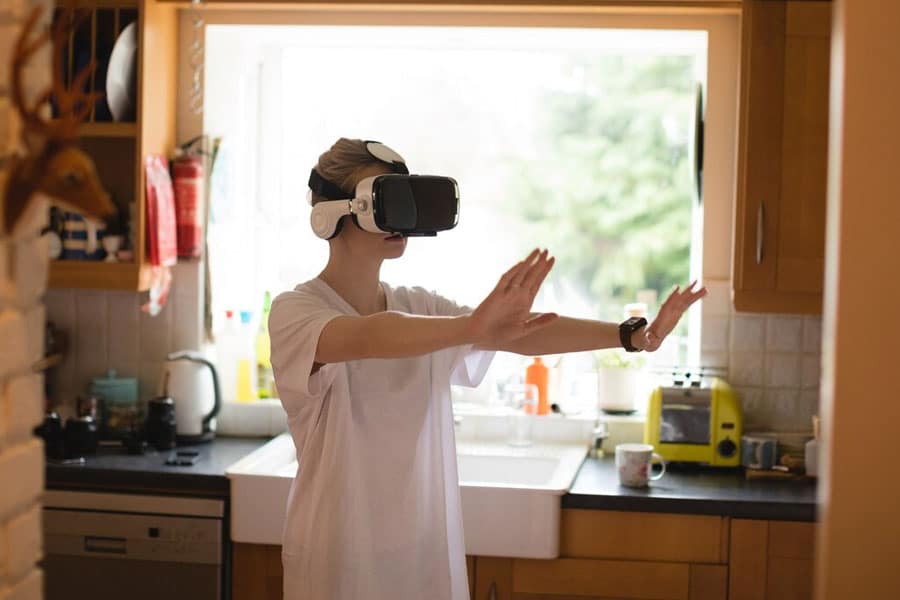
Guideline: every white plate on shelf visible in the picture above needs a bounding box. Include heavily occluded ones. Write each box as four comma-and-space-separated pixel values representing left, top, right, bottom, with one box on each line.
106, 22, 137, 122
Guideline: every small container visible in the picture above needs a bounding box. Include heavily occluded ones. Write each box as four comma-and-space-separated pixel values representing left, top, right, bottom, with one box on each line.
145, 395, 177, 451
805, 416, 820, 477
36, 412, 65, 459
741, 435, 778, 470
525, 357, 550, 415
64, 415, 99, 457
503, 383, 539, 447
90, 369, 139, 438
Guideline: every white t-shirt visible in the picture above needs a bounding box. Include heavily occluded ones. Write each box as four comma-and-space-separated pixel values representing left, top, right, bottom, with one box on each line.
269, 278, 494, 600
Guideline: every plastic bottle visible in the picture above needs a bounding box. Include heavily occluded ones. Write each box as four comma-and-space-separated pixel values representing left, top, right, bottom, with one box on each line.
218, 310, 240, 404
236, 310, 258, 403
256, 291, 274, 399
525, 357, 550, 415
805, 415, 820, 477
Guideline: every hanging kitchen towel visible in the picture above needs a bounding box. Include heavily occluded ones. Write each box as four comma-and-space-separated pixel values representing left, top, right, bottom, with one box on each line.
145, 155, 177, 267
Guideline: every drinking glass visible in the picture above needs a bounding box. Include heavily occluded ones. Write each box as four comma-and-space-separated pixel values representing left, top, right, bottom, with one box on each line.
502, 383, 539, 447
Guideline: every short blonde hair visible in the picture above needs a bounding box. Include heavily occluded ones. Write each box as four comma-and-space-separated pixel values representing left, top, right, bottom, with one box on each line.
310, 138, 386, 205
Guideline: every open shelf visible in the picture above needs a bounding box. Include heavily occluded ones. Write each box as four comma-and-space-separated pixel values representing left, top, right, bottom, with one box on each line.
78, 122, 137, 138
48, 260, 152, 291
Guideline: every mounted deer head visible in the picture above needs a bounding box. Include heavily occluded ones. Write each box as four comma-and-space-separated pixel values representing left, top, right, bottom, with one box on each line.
2, 3, 116, 236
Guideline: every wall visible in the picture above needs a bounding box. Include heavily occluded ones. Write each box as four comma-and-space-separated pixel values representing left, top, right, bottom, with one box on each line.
46, 275, 821, 433
44, 263, 203, 414
703, 280, 821, 433
47, 4, 815, 433
817, 0, 900, 597
0, 2, 50, 599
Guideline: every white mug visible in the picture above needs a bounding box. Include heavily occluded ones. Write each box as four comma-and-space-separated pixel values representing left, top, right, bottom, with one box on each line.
615, 443, 666, 487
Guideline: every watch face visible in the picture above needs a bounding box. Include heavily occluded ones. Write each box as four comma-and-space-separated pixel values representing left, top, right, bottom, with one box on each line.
624, 316, 646, 330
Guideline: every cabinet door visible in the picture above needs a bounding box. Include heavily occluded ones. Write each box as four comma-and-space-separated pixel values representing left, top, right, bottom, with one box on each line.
733, 1, 832, 314
729, 519, 816, 600
232, 543, 283, 600
474, 556, 726, 600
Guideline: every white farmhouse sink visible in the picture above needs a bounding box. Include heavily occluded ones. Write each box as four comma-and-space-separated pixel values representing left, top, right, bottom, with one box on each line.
225, 433, 295, 545
227, 432, 587, 558
456, 442, 587, 558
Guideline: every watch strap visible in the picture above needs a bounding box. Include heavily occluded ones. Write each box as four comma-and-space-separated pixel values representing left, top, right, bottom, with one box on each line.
619, 317, 648, 352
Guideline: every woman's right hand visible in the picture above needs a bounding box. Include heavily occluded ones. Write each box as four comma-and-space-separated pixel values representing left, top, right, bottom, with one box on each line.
467, 248, 559, 349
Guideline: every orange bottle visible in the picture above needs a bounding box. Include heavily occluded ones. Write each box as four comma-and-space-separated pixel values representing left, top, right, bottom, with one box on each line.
525, 357, 550, 415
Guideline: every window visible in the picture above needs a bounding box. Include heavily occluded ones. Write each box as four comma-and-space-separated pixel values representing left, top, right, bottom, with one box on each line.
197, 10, 739, 410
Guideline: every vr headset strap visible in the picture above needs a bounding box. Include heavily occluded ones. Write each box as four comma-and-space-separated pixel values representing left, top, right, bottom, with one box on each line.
308, 168, 352, 201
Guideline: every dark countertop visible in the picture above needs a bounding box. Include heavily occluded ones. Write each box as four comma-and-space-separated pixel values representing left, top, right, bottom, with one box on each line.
564, 456, 817, 522
46, 438, 817, 521
45, 436, 269, 498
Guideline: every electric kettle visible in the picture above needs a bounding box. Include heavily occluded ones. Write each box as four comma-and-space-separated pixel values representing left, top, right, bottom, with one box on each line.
160, 351, 221, 443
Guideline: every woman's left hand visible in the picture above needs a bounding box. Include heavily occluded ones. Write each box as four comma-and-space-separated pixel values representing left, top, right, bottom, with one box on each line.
642, 281, 708, 352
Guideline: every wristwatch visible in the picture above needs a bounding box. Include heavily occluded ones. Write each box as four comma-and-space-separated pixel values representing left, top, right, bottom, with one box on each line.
619, 317, 648, 352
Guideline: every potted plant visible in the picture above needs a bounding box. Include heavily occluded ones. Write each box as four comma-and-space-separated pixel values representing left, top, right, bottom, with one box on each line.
594, 349, 646, 415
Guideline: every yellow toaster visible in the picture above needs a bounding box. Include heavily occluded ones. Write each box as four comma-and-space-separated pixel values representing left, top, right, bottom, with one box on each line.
643, 377, 742, 466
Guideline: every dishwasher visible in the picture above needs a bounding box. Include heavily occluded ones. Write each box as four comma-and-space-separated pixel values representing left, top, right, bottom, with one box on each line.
42, 490, 226, 600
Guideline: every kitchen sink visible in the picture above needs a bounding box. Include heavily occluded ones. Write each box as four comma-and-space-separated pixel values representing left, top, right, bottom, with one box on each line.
227, 431, 587, 558
456, 442, 587, 558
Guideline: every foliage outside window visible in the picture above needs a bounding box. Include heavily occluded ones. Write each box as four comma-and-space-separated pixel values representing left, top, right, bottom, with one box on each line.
204, 26, 706, 406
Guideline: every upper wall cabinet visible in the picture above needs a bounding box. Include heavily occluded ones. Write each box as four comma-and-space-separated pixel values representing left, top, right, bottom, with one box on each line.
732, 1, 832, 314
47, 0, 177, 291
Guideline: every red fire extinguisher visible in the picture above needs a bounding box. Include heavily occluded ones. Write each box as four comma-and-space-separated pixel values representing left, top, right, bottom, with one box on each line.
172, 153, 204, 258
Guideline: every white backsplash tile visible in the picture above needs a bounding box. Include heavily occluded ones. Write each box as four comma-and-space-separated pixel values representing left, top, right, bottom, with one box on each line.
730, 310, 819, 432
801, 355, 821, 390
139, 300, 173, 363
802, 317, 823, 353
172, 292, 201, 351
139, 360, 164, 402
765, 353, 801, 389
107, 292, 140, 371
731, 314, 766, 352
173, 261, 200, 300
735, 386, 764, 422
766, 316, 804, 352
45, 284, 196, 410
767, 388, 801, 423
74, 293, 108, 390
729, 351, 765, 387
700, 350, 728, 369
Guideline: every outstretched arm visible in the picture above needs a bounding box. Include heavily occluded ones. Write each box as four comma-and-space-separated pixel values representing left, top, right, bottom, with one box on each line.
491, 282, 708, 356
314, 249, 558, 365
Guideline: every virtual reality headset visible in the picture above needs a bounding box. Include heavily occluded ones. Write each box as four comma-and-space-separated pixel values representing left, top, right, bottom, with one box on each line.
308, 141, 460, 240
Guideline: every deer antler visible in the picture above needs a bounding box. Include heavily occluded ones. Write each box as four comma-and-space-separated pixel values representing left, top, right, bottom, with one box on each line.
10, 4, 103, 148
9, 6, 54, 145
2, 1, 115, 235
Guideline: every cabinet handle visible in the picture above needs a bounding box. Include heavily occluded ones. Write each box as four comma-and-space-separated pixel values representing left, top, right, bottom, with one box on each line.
488, 582, 497, 600
84, 536, 126, 554
756, 202, 766, 265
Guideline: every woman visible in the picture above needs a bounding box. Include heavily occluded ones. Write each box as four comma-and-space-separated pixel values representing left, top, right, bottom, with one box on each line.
269, 138, 705, 600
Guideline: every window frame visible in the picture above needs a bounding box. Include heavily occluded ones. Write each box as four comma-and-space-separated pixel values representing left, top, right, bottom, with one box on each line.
175, 4, 740, 371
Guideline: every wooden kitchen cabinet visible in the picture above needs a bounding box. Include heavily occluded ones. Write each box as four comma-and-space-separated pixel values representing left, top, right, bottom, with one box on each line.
48, 0, 177, 291
232, 543, 283, 600
473, 510, 729, 600
232, 513, 814, 600
232, 543, 478, 600
732, 1, 832, 314
729, 519, 816, 600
